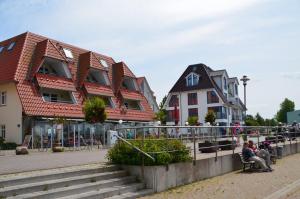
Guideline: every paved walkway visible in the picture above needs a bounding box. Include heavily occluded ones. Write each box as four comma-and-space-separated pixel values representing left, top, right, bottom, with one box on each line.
141, 153, 300, 199
0, 149, 108, 175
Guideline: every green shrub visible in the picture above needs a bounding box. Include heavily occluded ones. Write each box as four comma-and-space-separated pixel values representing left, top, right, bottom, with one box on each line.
107, 139, 192, 166
0, 142, 17, 150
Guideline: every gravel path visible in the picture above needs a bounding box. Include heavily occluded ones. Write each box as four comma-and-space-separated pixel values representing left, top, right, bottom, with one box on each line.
141, 153, 300, 199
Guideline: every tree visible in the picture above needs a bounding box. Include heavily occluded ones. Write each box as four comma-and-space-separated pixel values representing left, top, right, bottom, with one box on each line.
276, 98, 295, 123
159, 95, 167, 110
187, 116, 198, 126
205, 111, 216, 125
83, 97, 107, 123
245, 114, 259, 126
155, 95, 168, 125
255, 113, 265, 126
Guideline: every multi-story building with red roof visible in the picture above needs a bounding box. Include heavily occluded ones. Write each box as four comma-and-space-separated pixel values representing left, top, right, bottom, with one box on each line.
0, 32, 156, 144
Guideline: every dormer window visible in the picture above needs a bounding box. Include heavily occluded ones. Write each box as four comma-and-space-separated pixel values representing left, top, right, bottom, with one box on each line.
100, 59, 109, 68
235, 84, 238, 95
63, 48, 73, 59
7, 42, 15, 51
223, 77, 227, 90
0, 46, 4, 53
186, 73, 199, 87
122, 77, 137, 91
38, 57, 72, 78
85, 69, 109, 85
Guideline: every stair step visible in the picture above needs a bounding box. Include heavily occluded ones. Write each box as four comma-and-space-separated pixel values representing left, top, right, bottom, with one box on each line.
0, 170, 127, 197
0, 164, 119, 188
8, 176, 137, 199
57, 183, 144, 199
106, 189, 154, 199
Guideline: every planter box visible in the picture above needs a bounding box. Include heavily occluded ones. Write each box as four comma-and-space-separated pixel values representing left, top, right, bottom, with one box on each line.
219, 140, 236, 150
198, 141, 218, 153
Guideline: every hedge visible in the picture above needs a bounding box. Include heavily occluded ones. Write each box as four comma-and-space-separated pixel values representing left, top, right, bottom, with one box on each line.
107, 139, 192, 166
0, 142, 18, 150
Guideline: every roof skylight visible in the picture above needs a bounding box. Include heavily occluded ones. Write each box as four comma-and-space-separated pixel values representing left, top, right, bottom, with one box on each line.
100, 59, 109, 68
7, 42, 15, 51
63, 48, 74, 59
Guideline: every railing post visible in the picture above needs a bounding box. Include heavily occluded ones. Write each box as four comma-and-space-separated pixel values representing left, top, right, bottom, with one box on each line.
257, 127, 260, 146
141, 127, 145, 183
215, 127, 218, 161
73, 125, 76, 150
231, 127, 234, 155
40, 128, 43, 151
276, 126, 278, 148
192, 127, 196, 165
31, 128, 34, 149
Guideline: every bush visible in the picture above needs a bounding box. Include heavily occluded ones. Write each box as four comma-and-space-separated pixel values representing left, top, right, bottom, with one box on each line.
0, 142, 17, 150
107, 139, 192, 166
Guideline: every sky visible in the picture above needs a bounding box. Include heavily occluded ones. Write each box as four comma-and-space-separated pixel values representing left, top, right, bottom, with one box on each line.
0, 0, 299, 118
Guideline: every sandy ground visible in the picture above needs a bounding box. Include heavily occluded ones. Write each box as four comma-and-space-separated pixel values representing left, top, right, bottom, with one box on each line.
141, 153, 300, 199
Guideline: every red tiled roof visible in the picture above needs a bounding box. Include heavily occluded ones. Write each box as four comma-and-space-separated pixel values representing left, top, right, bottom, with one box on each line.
122, 62, 135, 78
35, 73, 76, 91
83, 82, 114, 96
0, 32, 155, 121
120, 89, 143, 100
0, 33, 26, 83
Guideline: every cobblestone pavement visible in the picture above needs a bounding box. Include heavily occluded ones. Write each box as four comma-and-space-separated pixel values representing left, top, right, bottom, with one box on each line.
0, 149, 108, 174
141, 153, 300, 199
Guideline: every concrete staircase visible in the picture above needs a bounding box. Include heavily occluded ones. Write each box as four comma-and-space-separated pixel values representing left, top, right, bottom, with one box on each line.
0, 164, 152, 199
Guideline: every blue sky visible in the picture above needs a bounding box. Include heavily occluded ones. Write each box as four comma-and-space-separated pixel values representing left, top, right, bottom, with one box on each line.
1, 0, 299, 118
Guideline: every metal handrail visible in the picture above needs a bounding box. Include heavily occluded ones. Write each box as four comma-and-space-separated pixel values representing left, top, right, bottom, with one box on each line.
114, 134, 155, 162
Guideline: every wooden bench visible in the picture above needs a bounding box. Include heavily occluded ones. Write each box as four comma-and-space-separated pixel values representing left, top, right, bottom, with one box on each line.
238, 152, 255, 172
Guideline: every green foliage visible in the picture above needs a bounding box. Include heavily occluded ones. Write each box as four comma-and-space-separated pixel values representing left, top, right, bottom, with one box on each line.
154, 95, 168, 124
155, 109, 167, 125
83, 97, 107, 124
205, 110, 216, 125
276, 98, 295, 123
159, 95, 167, 110
255, 113, 265, 126
187, 116, 198, 126
107, 139, 192, 166
0, 142, 17, 150
245, 114, 278, 126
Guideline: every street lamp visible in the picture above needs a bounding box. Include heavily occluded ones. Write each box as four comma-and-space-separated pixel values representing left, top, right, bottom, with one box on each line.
240, 75, 250, 116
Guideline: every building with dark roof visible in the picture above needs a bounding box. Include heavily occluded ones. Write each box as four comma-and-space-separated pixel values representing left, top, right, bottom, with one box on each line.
164, 63, 246, 126
0, 32, 156, 144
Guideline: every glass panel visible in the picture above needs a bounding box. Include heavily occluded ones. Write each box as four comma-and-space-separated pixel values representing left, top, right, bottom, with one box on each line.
207, 91, 219, 104
188, 108, 198, 117
188, 93, 197, 105
169, 95, 178, 107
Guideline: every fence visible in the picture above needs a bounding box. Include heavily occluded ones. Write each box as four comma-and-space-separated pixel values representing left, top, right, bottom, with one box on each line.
115, 125, 300, 163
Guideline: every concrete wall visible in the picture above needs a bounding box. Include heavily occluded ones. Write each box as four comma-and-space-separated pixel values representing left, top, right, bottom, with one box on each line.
123, 142, 300, 193
0, 82, 23, 144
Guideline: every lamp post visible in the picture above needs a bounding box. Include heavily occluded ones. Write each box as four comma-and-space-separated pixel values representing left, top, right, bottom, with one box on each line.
240, 75, 250, 116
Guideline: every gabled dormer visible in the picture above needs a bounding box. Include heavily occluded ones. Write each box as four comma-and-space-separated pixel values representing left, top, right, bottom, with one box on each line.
30, 39, 72, 80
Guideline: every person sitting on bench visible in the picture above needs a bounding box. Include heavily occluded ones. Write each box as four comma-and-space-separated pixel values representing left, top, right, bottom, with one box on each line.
242, 142, 272, 172
248, 140, 273, 169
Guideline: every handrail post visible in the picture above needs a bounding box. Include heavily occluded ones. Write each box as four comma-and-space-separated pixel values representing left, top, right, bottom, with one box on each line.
192, 127, 196, 165
141, 127, 145, 183
215, 127, 218, 161
231, 127, 234, 155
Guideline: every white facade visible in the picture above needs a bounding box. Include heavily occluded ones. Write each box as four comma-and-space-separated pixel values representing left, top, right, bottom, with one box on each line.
164, 64, 245, 127
0, 83, 23, 144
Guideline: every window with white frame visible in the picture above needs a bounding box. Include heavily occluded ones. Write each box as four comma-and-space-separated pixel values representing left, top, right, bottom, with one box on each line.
186, 73, 199, 87
63, 48, 74, 59
1, 125, 5, 139
1, 91, 7, 106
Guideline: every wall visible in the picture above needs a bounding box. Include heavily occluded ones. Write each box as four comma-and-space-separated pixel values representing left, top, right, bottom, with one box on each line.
123, 142, 300, 193
0, 82, 23, 144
